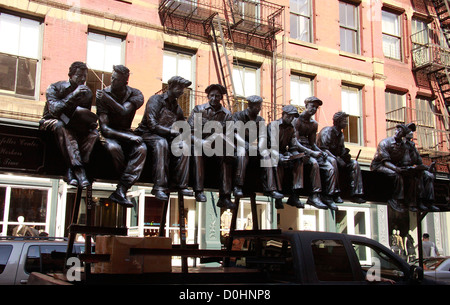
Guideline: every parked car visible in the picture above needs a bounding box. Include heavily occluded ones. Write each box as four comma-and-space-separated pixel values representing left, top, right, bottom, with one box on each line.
411, 257, 450, 284
0, 236, 85, 285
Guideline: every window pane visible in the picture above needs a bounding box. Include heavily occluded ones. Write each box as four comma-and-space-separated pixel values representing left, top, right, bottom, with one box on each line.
336, 210, 347, 234
162, 52, 177, 83
177, 54, 192, 83
18, 18, 40, 59
233, 66, 245, 96
383, 35, 401, 59
103, 36, 122, 72
87, 33, 105, 71
352, 242, 406, 282
0, 53, 17, 91
8, 188, 47, 223
298, 16, 310, 41
0, 13, 21, 55
16, 57, 37, 96
290, 13, 299, 39
382, 11, 399, 36
311, 239, 355, 281
0, 245, 13, 274
291, 0, 309, 15
87, 33, 122, 72
354, 211, 366, 235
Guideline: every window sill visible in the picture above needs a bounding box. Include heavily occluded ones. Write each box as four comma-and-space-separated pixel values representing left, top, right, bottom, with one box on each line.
339, 51, 366, 62
288, 38, 318, 50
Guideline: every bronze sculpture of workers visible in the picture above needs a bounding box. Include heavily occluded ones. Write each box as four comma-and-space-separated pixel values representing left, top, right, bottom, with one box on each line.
404, 123, 439, 212
232, 95, 283, 200
370, 124, 413, 213
267, 105, 312, 209
293, 96, 340, 210
135, 76, 193, 201
40, 61, 98, 188
187, 84, 235, 209
96, 65, 147, 207
317, 111, 366, 203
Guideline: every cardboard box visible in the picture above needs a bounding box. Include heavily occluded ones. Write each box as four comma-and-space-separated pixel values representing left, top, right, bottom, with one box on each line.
93, 236, 172, 274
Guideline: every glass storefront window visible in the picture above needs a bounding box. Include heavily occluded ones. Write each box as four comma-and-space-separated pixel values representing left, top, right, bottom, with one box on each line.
0, 185, 49, 236
8, 188, 47, 223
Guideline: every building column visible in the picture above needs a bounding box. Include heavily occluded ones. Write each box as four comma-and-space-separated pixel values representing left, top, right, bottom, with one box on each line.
198, 192, 221, 250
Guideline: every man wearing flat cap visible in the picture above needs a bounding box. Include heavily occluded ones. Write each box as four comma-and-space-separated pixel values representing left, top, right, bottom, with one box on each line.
404, 123, 439, 212
266, 105, 313, 209
232, 95, 283, 201
371, 124, 411, 212
187, 84, 235, 209
293, 96, 339, 210
317, 111, 365, 203
135, 76, 193, 201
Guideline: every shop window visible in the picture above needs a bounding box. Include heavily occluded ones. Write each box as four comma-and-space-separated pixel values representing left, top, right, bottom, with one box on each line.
335, 207, 370, 237
0, 12, 41, 98
8, 188, 47, 223
86, 31, 124, 106
311, 239, 355, 281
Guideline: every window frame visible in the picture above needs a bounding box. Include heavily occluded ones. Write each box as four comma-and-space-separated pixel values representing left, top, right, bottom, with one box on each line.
339, 1, 360, 54
85, 30, 125, 106
382, 9, 403, 60
341, 84, 363, 145
289, 0, 313, 43
290, 73, 314, 109
162, 46, 196, 117
0, 10, 43, 99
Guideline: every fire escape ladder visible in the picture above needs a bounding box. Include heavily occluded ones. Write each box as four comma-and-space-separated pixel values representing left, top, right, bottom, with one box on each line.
210, 15, 236, 110
432, 0, 450, 47
271, 10, 286, 122
429, 0, 450, 117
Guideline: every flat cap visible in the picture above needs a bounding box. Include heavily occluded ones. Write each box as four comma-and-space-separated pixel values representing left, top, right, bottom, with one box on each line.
304, 96, 323, 106
282, 105, 299, 117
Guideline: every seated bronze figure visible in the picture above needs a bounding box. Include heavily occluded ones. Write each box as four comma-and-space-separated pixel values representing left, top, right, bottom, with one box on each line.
96, 65, 147, 208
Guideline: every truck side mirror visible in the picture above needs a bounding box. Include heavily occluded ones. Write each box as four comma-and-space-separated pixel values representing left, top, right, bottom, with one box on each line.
410, 265, 423, 283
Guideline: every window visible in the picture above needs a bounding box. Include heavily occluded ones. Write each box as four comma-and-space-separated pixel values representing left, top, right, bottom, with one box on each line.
351, 241, 406, 282
234, 0, 261, 23
0, 12, 41, 97
86, 31, 124, 105
411, 19, 430, 67
382, 10, 402, 60
0, 245, 12, 274
290, 0, 312, 42
25, 245, 84, 274
311, 239, 355, 281
0, 186, 49, 236
290, 73, 313, 108
163, 47, 195, 117
335, 207, 370, 237
233, 61, 260, 111
341, 84, 362, 144
339, 1, 359, 54
385, 91, 405, 136
415, 97, 438, 150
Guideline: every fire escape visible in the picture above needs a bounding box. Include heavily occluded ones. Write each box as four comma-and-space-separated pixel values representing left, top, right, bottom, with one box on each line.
410, 0, 450, 169
158, 0, 285, 122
